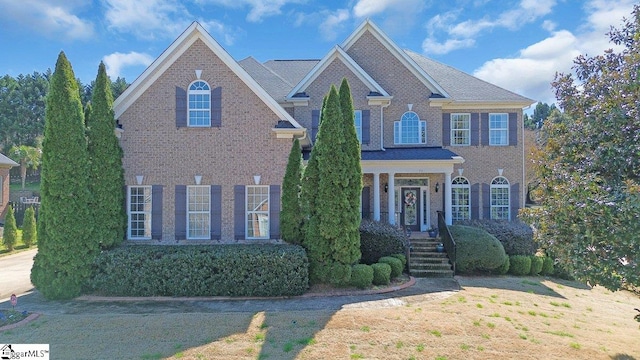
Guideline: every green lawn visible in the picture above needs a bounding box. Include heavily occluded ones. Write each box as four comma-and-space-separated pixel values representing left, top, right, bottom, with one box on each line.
0, 229, 35, 256
10, 181, 40, 194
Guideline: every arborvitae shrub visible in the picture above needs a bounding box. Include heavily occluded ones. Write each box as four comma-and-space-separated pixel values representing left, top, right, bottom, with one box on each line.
378, 256, 403, 278
371, 262, 391, 285
541, 256, 554, 276
2, 206, 18, 251
509, 255, 532, 275
529, 255, 544, 275
22, 206, 37, 247
350, 264, 374, 289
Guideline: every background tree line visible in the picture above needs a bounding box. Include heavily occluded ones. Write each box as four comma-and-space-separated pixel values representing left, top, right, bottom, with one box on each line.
0, 71, 128, 154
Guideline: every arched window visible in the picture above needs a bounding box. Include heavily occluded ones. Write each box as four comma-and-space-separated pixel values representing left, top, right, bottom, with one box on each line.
490, 176, 510, 220
451, 176, 470, 221
394, 111, 426, 144
188, 80, 211, 127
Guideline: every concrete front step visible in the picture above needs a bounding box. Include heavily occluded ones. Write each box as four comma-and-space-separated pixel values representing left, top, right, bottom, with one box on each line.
409, 238, 454, 277
409, 269, 454, 278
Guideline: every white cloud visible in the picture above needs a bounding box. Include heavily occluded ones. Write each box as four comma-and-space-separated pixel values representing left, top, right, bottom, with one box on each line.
198, 0, 305, 22
0, 0, 94, 40
103, 0, 191, 40
353, 0, 407, 17
472, 0, 635, 105
319, 9, 350, 41
102, 52, 154, 79
422, 38, 476, 55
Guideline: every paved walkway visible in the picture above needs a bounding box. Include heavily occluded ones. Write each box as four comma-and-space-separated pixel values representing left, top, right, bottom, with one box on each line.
0, 248, 460, 315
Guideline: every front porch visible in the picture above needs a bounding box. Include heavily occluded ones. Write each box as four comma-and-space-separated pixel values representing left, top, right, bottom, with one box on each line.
361, 147, 464, 230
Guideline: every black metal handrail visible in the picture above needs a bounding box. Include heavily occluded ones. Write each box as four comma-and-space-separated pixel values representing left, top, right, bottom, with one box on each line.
437, 211, 456, 274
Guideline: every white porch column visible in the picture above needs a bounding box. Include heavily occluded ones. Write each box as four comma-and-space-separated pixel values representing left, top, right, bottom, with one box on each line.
444, 171, 452, 225
373, 173, 381, 221
388, 172, 395, 224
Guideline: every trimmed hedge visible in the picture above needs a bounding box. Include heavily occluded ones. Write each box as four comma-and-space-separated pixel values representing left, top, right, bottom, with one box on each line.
359, 220, 407, 265
529, 255, 544, 275
90, 244, 309, 297
509, 255, 532, 276
371, 262, 391, 285
541, 256, 554, 276
350, 264, 374, 289
449, 225, 507, 274
493, 256, 510, 275
457, 219, 535, 256
378, 256, 403, 278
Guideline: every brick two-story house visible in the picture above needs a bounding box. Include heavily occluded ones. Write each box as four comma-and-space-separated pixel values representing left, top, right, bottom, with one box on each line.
0, 153, 18, 222
114, 20, 533, 243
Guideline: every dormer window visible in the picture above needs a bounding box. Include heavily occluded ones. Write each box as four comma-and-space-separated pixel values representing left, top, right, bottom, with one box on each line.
394, 111, 426, 144
188, 80, 211, 127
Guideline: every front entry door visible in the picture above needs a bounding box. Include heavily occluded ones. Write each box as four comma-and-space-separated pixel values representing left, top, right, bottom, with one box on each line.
402, 188, 420, 232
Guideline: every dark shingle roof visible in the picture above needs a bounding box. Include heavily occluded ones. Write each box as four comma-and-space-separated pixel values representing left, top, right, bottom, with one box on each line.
405, 50, 533, 104
238, 56, 293, 101
361, 147, 460, 161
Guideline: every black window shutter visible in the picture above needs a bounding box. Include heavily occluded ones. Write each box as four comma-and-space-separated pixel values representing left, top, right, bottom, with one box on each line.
471, 183, 479, 220
508, 112, 518, 146
234, 185, 245, 240
442, 113, 451, 146
482, 183, 491, 219
123, 186, 128, 239
510, 183, 520, 221
174, 185, 186, 240
361, 186, 370, 219
481, 113, 489, 146
176, 86, 187, 128
151, 185, 163, 240
269, 185, 281, 239
311, 110, 320, 143
471, 113, 480, 146
212, 86, 222, 127
361, 110, 371, 145
211, 185, 222, 240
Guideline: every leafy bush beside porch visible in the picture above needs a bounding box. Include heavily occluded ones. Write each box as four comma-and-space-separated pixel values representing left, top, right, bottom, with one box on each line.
89, 244, 309, 297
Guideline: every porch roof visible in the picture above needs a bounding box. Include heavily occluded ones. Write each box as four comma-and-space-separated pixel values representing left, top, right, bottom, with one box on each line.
361, 147, 460, 161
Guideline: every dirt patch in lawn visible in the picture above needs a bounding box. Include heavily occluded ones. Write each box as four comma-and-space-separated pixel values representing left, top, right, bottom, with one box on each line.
1, 276, 639, 359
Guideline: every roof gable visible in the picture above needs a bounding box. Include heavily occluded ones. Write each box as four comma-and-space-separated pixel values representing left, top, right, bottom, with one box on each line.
113, 22, 303, 131
341, 19, 449, 98
286, 45, 390, 99
0, 153, 18, 168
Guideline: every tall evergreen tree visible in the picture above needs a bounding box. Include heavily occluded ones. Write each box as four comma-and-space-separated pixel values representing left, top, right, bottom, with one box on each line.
31, 52, 95, 300
337, 78, 362, 264
280, 138, 304, 244
86, 62, 126, 249
21, 206, 37, 247
2, 205, 18, 251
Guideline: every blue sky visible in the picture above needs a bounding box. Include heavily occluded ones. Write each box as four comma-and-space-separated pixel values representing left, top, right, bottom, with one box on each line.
0, 0, 636, 107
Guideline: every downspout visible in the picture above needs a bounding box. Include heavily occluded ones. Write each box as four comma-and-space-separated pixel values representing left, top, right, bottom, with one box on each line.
380, 101, 390, 151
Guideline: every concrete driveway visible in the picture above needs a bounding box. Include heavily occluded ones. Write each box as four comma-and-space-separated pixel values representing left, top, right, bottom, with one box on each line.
0, 248, 37, 301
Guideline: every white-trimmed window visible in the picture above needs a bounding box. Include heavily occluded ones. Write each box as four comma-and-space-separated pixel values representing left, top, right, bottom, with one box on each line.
452, 177, 471, 221
128, 186, 152, 239
247, 185, 269, 239
451, 113, 470, 146
490, 176, 510, 220
354, 110, 362, 143
187, 185, 210, 239
394, 111, 426, 144
489, 113, 508, 145
188, 80, 211, 127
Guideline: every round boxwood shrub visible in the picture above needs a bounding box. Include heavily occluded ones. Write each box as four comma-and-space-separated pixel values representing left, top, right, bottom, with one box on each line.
493, 256, 510, 275
509, 255, 532, 275
378, 256, 403, 278
540, 256, 554, 276
350, 264, 374, 289
359, 220, 407, 265
390, 253, 407, 267
449, 225, 507, 274
457, 219, 535, 255
328, 262, 352, 287
371, 262, 391, 285
529, 255, 544, 275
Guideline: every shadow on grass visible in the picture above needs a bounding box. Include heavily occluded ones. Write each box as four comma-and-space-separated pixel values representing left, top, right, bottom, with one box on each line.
0, 244, 34, 257
0, 278, 458, 359
611, 354, 637, 360
456, 275, 591, 298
